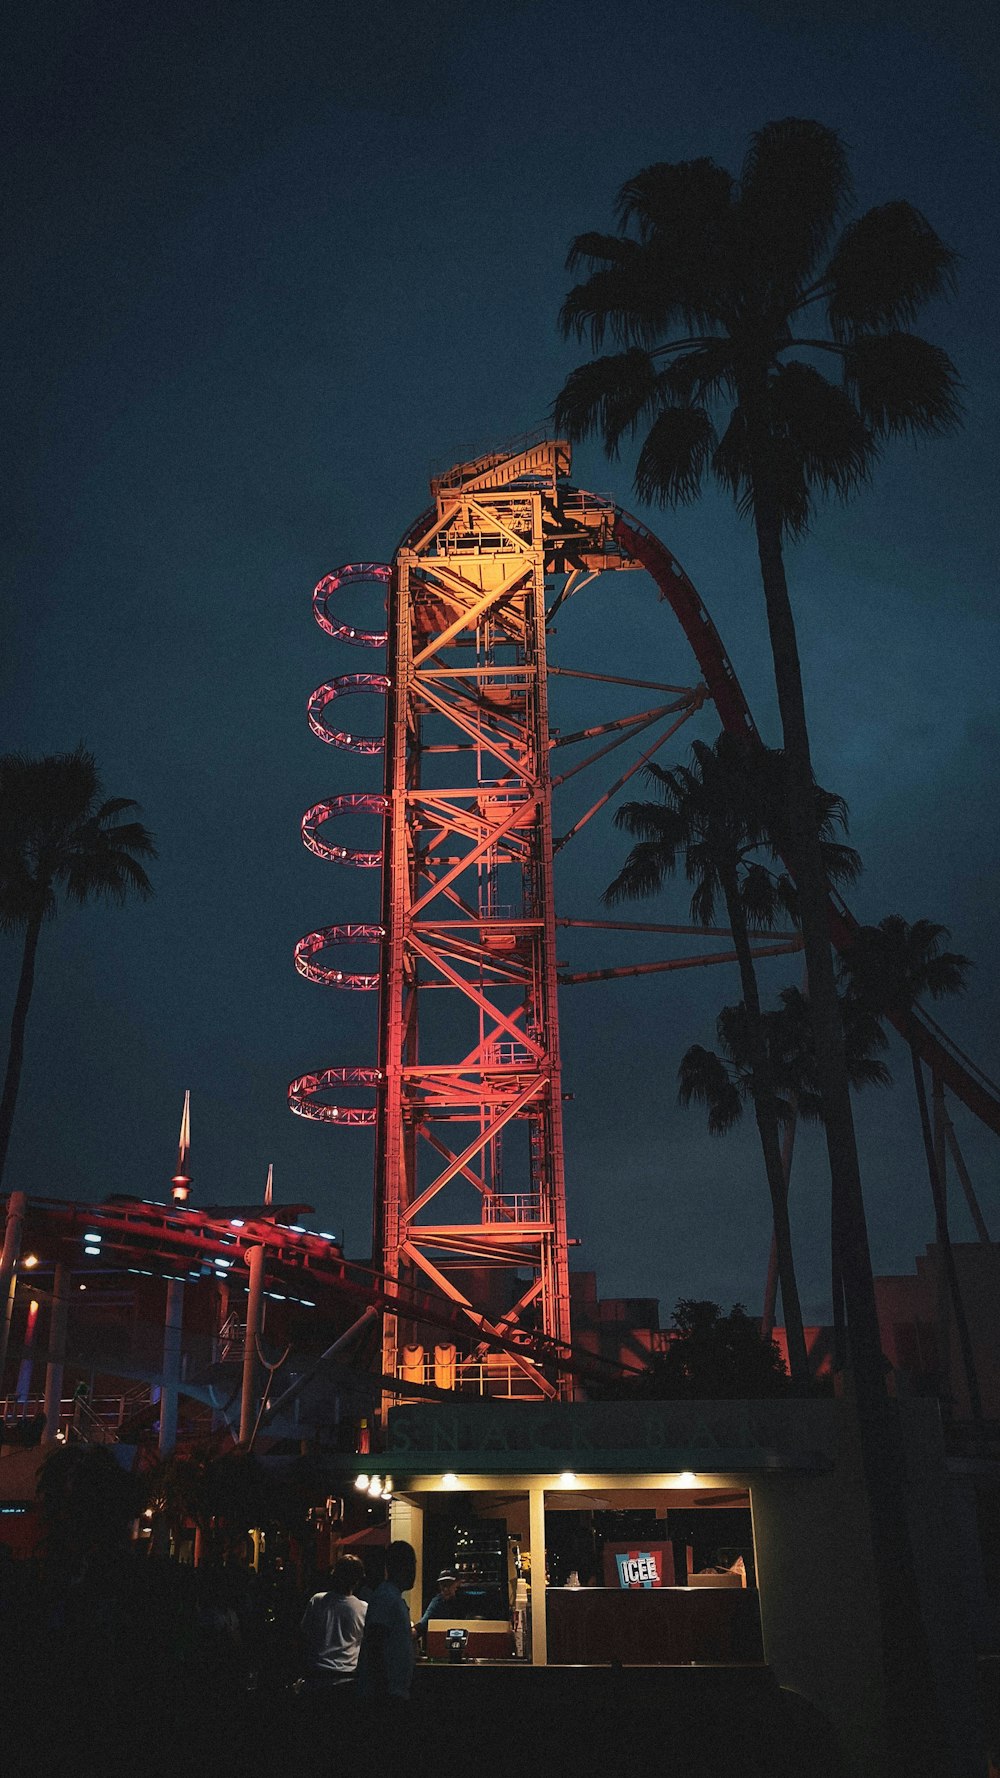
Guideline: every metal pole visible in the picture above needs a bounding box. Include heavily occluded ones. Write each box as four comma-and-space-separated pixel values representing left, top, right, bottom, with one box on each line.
158, 1279, 185, 1456
257, 1304, 378, 1430
239, 1245, 265, 1445
528, 1485, 547, 1666
941, 1096, 991, 1244
0, 1191, 27, 1387
43, 1262, 70, 1441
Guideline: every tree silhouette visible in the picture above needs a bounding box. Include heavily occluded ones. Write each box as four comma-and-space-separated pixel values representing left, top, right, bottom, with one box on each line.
0, 747, 156, 1188
606, 733, 858, 1386
554, 117, 960, 1433
840, 916, 981, 1426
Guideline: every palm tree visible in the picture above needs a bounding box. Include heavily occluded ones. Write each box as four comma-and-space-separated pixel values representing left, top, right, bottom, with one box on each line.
681, 987, 892, 1337
839, 916, 982, 1426
554, 118, 961, 1422
605, 733, 860, 1387
0, 747, 156, 1189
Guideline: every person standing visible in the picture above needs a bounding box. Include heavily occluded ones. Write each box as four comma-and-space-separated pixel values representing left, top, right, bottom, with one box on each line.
415, 1569, 461, 1643
354, 1541, 417, 1702
300, 1553, 368, 1691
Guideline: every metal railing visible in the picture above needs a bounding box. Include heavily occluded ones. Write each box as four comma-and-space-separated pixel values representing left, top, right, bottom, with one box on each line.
391, 1351, 548, 1401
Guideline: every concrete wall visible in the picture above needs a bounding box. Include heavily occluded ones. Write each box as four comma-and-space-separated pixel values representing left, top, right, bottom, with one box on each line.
752, 1399, 985, 1778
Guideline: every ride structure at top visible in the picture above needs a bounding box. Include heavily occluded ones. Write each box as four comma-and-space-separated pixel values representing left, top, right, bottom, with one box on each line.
290, 437, 1000, 1410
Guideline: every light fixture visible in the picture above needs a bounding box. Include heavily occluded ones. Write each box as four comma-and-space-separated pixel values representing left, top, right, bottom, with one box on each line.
354, 1474, 370, 1492
367, 1475, 383, 1498
441, 1472, 459, 1490
230, 1219, 245, 1229
558, 1471, 577, 1487
674, 1471, 698, 1487
22, 1254, 38, 1269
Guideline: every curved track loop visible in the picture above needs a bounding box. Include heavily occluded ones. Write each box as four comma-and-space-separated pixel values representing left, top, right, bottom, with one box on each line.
294, 923, 384, 990
313, 564, 390, 648
307, 673, 390, 753
301, 793, 388, 867
613, 509, 1000, 1138
288, 1065, 383, 1126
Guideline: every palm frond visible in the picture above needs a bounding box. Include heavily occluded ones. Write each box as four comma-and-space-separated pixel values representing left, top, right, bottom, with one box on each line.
843, 331, 962, 441
739, 119, 852, 290
565, 231, 640, 274
689, 868, 724, 929
616, 158, 735, 241
678, 1044, 744, 1133
661, 340, 736, 405
603, 839, 676, 906
552, 350, 661, 456
767, 361, 875, 499
634, 405, 715, 505
826, 202, 957, 336
558, 262, 669, 349
739, 861, 784, 931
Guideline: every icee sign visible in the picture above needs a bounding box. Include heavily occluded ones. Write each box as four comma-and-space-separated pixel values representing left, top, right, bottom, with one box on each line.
616, 1550, 663, 1589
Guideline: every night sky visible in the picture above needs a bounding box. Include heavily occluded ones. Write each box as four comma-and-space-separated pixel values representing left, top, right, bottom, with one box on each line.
3, 0, 998, 1325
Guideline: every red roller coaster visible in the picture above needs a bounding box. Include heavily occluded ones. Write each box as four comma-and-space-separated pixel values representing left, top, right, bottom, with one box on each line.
291, 438, 1000, 1411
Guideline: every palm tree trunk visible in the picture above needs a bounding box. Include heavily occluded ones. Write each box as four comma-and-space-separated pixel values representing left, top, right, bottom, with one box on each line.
749, 475, 950, 1778
720, 869, 808, 1384
762, 1101, 797, 1342
907, 1035, 983, 1428
0, 905, 44, 1192
750, 490, 883, 1387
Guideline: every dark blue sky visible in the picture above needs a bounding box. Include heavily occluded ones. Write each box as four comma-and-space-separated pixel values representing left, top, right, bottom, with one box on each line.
3, 0, 998, 1322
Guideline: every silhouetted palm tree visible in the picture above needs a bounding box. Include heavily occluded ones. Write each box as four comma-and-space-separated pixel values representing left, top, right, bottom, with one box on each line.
681, 987, 891, 1336
840, 916, 981, 1426
606, 733, 860, 1386
554, 117, 960, 1425
0, 747, 156, 1188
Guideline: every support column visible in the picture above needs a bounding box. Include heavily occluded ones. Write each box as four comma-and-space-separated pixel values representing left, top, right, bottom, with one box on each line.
239, 1245, 266, 1445
158, 1279, 185, 1456
0, 1191, 27, 1387
16, 1296, 39, 1404
43, 1261, 70, 1442
389, 1496, 424, 1618
528, 1485, 547, 1665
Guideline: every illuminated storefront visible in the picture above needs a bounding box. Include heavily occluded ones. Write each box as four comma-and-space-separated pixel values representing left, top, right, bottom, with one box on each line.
363, 1396, 984, 1776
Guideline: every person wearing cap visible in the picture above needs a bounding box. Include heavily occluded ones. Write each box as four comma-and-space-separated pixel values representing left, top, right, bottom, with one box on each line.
415, 1569, 462, 1639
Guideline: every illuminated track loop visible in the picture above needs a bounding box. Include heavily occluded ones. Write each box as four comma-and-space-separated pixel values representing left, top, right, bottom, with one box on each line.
307, 674, 390, 753
313, 564, 390, 648
288, 1066, 383, 1126
301, 793, 388, 867
294, 923, 385, 990
612, 508, 1000, 1138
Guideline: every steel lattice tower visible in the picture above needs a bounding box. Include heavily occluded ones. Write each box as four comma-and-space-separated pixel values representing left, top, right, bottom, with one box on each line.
291, 441, 703, 1401
375, 440, 592, 1402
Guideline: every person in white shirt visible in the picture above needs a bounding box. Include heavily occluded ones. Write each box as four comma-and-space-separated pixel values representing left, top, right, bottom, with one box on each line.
354, 1541, 417, 1702
300, 1552, 368, 1689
